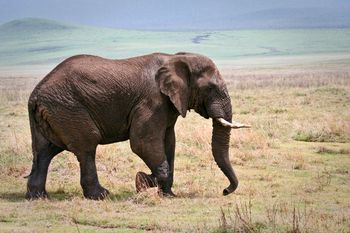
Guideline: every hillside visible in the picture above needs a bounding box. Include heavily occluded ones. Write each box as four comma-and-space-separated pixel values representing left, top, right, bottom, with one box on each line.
1, 18, 350, 76
0, 18, 77, 34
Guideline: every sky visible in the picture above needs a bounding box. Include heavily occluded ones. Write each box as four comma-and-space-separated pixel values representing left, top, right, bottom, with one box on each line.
0, 0, 350, 29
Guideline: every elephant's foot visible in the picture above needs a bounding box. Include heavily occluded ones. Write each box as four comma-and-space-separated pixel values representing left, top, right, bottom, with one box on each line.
25, 189, 49, 200
135, 172, 157, 192
26, 176, 49, 200
157, 181, 176, 198
83, 184, 109, 200
158, 188, 176, 197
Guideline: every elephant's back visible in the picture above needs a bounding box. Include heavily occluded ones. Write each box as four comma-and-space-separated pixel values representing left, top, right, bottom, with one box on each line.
29, 53, 167, 111
33, 53, 166, 93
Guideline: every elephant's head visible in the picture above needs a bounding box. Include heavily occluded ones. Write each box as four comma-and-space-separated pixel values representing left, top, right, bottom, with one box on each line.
156, 52, 250, 195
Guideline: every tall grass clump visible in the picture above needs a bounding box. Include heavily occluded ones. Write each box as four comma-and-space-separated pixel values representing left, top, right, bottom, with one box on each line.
292, 118, 350, 143
212, 199, 349, 233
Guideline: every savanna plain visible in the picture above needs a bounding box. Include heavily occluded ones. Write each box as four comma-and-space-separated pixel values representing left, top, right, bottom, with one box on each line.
0, 61, 349, 232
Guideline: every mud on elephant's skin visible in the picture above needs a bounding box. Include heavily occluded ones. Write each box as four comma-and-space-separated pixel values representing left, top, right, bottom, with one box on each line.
25, 52, 250, 200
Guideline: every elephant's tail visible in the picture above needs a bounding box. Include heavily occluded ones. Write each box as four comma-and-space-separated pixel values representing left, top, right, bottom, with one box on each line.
26, 96, 52, 178
26, 98, 39, 178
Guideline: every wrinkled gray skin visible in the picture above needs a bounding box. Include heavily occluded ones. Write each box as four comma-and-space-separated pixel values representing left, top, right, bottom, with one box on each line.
26, 52, 238, 200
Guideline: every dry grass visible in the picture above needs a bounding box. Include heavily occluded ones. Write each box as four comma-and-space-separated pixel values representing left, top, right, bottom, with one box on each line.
212, 198, 349, 233
0, 67, 349, 232
223, 69, 350, 90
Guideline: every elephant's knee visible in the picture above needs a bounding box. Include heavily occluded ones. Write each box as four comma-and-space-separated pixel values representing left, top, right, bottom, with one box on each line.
154, 160, 170, 181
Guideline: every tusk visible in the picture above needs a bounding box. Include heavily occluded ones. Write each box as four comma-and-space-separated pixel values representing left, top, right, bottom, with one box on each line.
217, 118, 251, 129
217, 118, 234, 127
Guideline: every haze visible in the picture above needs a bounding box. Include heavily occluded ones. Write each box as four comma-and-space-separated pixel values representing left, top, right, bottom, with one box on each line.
1, 0, 350, 29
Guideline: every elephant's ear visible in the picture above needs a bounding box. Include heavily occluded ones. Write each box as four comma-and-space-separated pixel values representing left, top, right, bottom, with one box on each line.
156, 59, 190, 117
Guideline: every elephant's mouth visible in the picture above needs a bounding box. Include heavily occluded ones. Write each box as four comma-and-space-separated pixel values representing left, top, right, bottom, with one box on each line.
193, 102, 209, 119
194, 100, 250, 128
201, 105, 209, 119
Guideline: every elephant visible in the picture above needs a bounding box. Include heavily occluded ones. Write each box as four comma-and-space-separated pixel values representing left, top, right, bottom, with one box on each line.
25, 52, 250, 200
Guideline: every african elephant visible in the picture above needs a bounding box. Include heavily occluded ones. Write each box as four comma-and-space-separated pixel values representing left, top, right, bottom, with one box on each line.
26, 52, 249, 200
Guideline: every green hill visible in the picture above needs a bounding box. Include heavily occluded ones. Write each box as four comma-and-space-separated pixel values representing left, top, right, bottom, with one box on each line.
0, 18, 77, 34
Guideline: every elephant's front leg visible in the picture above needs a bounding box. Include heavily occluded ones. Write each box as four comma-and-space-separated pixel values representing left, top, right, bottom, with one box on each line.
130, 136, 172, 195
130, 118, 174, 196
162, 125, 176, 196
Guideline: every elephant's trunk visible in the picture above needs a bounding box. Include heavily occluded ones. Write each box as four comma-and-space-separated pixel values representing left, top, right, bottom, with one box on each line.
204, 83, 243, 195
212, 119, 238, 195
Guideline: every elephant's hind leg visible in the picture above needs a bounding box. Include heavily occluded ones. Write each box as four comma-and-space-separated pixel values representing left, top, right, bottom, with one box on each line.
26, 141, 63, 200
75, 149, 109, 200
39, 105, 108, 199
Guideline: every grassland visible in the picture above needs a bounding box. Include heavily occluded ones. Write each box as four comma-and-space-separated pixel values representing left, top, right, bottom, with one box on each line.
0, 65, 349, 233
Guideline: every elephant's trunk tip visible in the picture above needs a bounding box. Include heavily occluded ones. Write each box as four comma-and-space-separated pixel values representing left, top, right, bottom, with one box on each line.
223, 182, 238, 196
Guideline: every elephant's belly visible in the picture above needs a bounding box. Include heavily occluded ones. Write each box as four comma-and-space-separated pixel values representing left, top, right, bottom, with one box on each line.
97, 119, 130, 144
89, 110, 131, 145
99, 129, 129, 144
